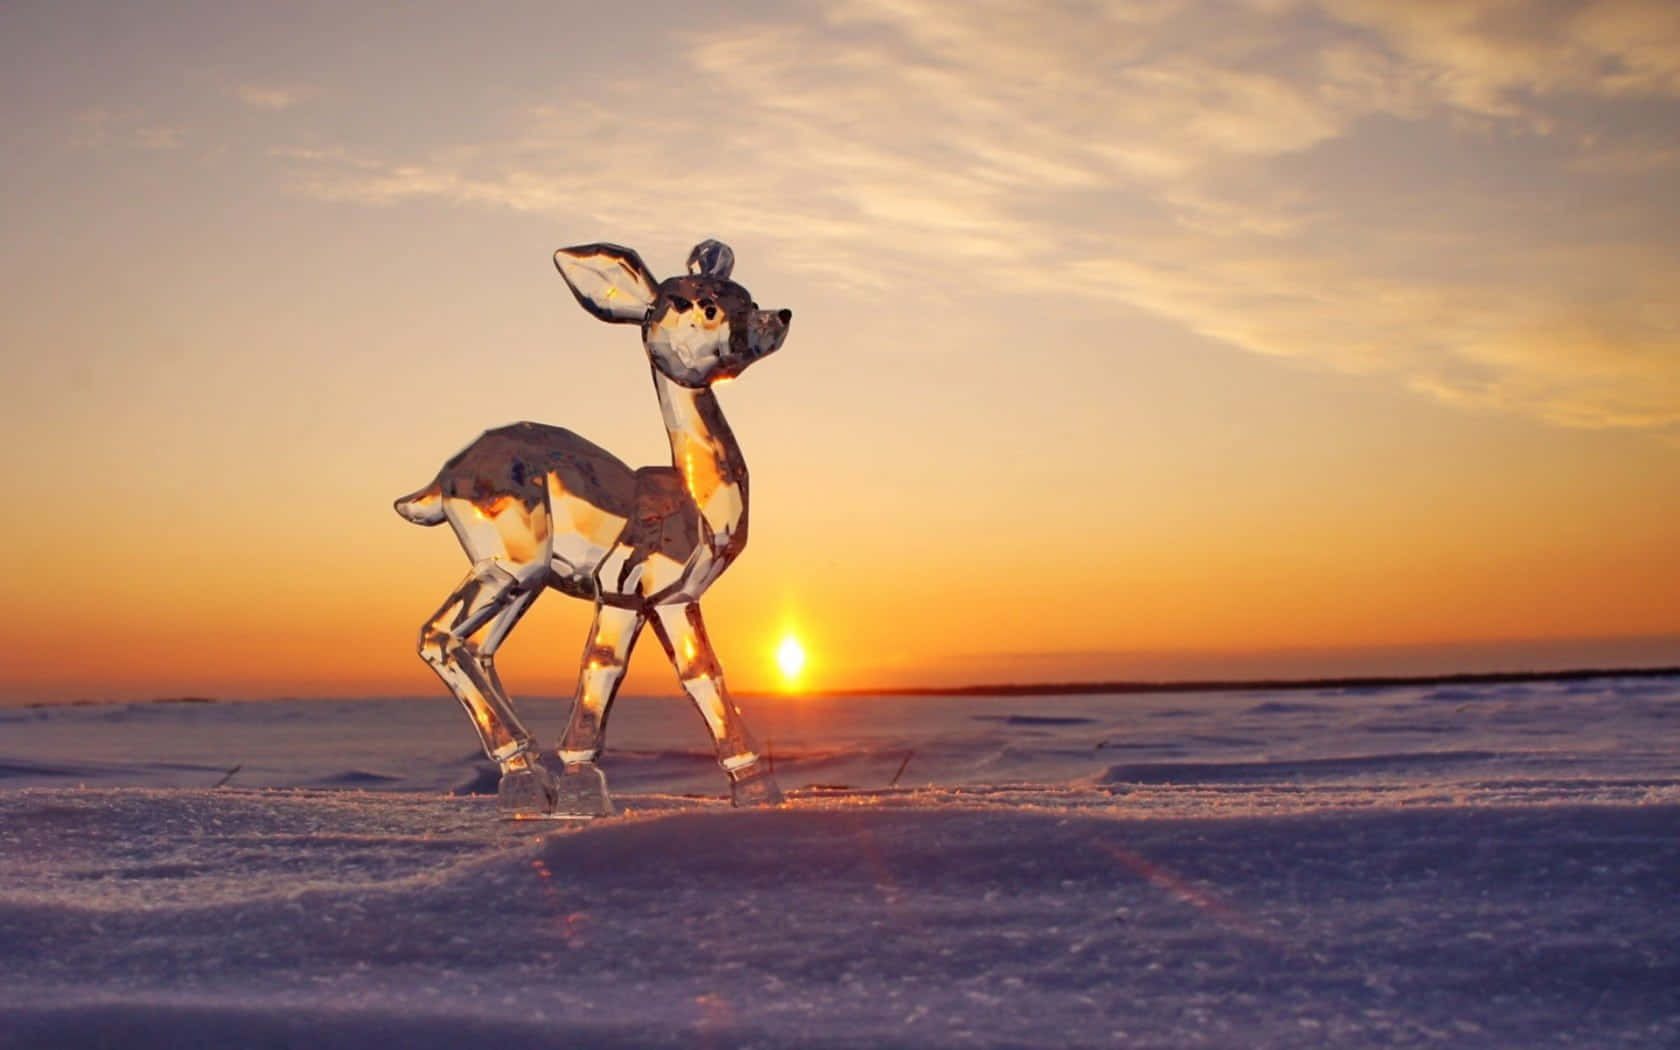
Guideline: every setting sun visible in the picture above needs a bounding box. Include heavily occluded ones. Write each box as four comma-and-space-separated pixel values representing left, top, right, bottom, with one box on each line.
775, 634, 807, 684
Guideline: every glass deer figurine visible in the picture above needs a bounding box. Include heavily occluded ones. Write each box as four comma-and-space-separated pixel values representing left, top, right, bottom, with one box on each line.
394, 240, 790, 818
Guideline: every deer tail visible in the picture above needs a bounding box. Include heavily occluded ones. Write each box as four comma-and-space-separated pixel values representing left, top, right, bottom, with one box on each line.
394, 484, 448, 526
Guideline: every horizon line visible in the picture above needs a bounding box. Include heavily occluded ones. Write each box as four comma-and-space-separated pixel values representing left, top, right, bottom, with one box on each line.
795, 664, 1680, 699
17, 663, 1679, 708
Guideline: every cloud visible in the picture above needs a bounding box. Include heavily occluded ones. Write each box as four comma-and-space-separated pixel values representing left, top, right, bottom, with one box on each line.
1318, 0, 1680, 114
68, 108, 111, 148
238, 84, 314, 111
134, 126, 184, 150
271, 0, 1680, 433
69, 109, 183, 151
1569, 141, 1680, 173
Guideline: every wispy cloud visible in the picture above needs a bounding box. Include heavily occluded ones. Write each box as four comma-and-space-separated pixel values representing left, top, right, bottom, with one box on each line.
134, 125, 184, 150
69, 108, 184, 151
238, 83, 314, 111
1568, 140, 1680, 173
1319, 0, 1680, 116
68, 108, 112, 149
271, 0, 1680, 433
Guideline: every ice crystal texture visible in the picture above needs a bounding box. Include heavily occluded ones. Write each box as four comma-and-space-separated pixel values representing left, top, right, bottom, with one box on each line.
395, 240, 790, 817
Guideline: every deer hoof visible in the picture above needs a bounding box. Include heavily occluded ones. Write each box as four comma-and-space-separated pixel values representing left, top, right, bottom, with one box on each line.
554, 761, 616, 818
497, 762, 560, 818
728, 762, 783, 808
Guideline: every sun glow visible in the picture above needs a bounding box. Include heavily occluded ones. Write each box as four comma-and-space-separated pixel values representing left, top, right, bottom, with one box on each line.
775, 634, 806, 685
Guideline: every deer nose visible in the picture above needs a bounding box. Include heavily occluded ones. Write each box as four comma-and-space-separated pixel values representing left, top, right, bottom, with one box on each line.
777, 309, 792, 324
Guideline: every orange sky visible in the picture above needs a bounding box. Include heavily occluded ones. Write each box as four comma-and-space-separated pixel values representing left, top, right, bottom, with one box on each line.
2, 1, 1678, 705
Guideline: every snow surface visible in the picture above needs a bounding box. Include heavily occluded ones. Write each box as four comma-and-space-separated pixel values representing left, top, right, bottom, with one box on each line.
2, 678, 1677, 1048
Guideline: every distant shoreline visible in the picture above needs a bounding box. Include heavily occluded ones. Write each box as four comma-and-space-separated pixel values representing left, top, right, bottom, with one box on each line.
813, 665, 1680, 699
15, 665, 1679, 708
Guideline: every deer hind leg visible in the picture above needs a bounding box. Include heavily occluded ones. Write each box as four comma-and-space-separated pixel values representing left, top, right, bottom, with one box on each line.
650, 602, 783, 807
553, 601, 644, 817
419, 561, 556, 814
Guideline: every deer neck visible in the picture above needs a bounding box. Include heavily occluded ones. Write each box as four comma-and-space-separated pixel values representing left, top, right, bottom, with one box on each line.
653, 368, 749, 544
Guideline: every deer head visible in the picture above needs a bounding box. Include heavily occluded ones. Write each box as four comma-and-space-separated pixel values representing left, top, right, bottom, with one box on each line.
554, 240, 792, 389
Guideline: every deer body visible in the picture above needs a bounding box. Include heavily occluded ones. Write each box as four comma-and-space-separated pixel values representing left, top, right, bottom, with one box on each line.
395, 241, 788, 817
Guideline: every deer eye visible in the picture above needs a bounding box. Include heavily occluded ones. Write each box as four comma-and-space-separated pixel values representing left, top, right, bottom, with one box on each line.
669, 296, 692, 313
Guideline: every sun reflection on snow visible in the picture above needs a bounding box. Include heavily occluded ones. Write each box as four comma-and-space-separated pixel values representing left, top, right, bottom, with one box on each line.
1091, 840, 1267, 940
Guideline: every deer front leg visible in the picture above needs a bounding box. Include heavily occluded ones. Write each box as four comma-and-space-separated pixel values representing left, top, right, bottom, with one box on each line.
649, 602, 783, 807
419, 562, 556, 815
555, 601, 645, 816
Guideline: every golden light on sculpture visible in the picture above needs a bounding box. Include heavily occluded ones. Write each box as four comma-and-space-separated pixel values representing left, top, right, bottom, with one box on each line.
776, 634, 807, 685
395, 239, 791, 817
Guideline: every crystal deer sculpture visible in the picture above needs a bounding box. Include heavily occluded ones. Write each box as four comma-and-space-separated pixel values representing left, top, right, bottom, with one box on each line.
394, 240, 790, 817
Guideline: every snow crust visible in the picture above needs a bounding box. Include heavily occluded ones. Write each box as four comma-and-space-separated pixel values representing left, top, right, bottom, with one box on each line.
2, 677, 1677, 1048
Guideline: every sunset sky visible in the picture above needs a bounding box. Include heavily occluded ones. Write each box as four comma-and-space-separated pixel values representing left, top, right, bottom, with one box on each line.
3, 0, 1677, 705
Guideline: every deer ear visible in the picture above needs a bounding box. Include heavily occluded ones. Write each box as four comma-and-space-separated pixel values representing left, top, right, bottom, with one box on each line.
554, 243, 659, 323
